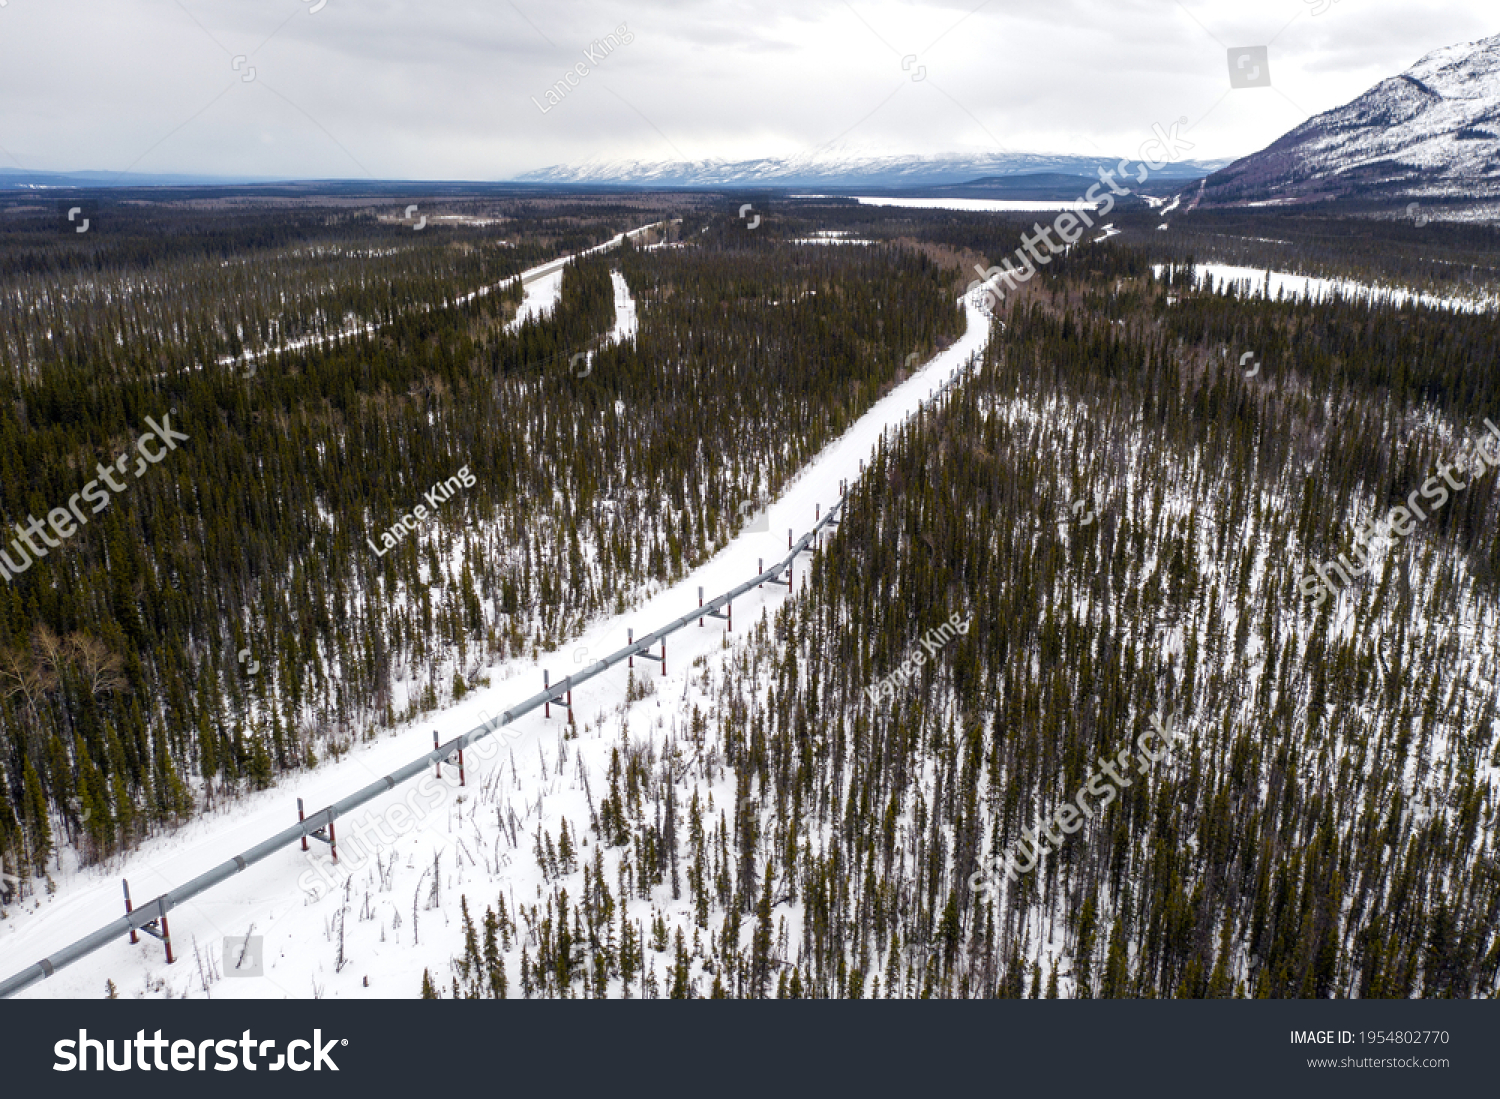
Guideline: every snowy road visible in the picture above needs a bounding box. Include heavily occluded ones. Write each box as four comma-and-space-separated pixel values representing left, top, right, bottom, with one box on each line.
222, 219, 670, 363
501, 220, 666, 333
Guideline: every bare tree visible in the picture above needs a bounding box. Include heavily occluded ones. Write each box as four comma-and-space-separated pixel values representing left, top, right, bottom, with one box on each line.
67, 633, 127, 698
32, 625, 67, 688
0, 643, 53, 718
0, 629, 125, 716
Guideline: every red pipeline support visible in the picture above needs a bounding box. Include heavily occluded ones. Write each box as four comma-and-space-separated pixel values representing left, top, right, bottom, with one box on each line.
123, 880, 137, 944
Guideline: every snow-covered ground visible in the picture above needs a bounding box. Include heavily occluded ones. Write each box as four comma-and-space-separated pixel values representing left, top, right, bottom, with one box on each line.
502, 268, 563, 333
1154, 261, 1499, 314
605, 270, 638, 343
0, 287, 994, 1000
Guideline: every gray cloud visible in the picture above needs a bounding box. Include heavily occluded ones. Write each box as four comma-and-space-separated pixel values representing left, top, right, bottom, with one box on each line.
0, 0, 1493, 180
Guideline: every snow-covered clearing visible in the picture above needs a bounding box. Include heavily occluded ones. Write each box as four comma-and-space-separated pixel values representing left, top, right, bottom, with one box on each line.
1153, 261, 1498, 314
791, 230, 876, 245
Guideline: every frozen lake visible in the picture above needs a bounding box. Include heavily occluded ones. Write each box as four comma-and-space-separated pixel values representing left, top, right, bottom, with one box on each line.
852, 196, 1098, 213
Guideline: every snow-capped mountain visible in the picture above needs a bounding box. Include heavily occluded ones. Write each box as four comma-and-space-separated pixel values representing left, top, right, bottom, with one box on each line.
515, 145, 1230, 190
1202, 32, 1500, 212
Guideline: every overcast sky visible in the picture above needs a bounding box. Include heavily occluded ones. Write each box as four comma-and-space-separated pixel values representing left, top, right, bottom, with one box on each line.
0, 0, 1495, 180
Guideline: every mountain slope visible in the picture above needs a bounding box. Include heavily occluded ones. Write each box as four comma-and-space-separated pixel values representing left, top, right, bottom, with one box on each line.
1202, 32, 1500, 212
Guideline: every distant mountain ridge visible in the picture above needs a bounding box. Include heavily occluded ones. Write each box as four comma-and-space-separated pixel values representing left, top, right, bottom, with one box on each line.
0, 167, 279, 189
515, 148, 1233, 191
0, 150, 1237, 197
1202, 32, 1500, 214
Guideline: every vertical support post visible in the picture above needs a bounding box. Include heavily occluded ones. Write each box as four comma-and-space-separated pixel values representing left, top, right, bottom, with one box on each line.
758, 558, 763, 589
627, 629, 634, 669
566, 689, 572, 723
788, 527, 793, 550
159, 901, 175, 965
660, 636, 666, 677
544, 670, 551, 719
458, 746, 466, 787
298, 798, 307, 852
328, 814, 338, 862
434, 730, 441, 778
727, 601, 732, 632
699, 586, 704, 627
123, 879, 137, 944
